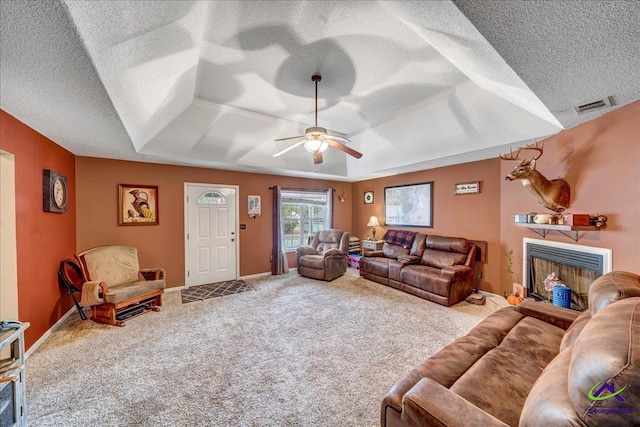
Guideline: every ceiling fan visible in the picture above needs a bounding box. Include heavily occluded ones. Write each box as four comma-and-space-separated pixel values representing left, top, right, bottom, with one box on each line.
273, 74, 363, 164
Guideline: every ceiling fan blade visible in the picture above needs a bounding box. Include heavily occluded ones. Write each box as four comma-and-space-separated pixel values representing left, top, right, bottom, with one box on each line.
274, 135, 305, 142
325, 139, 363, 159
313, 151, 323, 164
327, 134, 350, 144
273, 140, 305, 157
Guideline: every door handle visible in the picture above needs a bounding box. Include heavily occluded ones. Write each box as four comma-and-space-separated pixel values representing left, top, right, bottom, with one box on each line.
231, 238, 235, 242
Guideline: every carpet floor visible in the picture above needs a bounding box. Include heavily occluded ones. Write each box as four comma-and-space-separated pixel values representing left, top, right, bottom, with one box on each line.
26, 270, 492, 426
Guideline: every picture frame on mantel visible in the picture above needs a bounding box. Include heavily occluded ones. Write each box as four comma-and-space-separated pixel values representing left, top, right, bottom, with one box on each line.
118, 184, 159, 226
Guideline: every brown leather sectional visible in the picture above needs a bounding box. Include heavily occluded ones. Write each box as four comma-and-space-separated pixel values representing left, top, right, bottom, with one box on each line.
359, 234, 478, 306
381, 271, 640, 427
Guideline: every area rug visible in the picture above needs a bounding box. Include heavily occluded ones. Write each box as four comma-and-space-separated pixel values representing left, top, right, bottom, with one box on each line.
181, 279, 253, 304
26, 271, 492, 427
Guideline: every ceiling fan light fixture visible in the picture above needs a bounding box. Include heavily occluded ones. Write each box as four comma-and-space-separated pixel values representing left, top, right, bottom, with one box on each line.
272, 74, 362, 164
304, 137, 328, 153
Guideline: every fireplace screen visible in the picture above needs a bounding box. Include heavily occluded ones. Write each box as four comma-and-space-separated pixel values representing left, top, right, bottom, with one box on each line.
529, 258, 598, 311
526, 242, 606, 312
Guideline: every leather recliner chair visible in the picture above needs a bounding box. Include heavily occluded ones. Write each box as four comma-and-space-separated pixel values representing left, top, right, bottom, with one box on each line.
296, 229, 350, 281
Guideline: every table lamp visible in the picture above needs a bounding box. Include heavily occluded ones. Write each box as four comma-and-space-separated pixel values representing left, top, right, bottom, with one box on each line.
367, 215, 381, 240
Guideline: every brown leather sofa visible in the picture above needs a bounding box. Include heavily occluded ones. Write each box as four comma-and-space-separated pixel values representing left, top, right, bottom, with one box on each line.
381, 271, 640, 427
359, 234, 478, 306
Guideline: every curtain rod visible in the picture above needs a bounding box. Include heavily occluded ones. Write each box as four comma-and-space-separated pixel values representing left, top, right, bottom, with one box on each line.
269, 187, 336, 192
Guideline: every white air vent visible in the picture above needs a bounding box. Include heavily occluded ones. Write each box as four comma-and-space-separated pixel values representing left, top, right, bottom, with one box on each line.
574, 97, 612, 115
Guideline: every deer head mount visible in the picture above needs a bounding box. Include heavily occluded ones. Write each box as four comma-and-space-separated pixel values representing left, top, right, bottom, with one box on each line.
500, 140, 571, 213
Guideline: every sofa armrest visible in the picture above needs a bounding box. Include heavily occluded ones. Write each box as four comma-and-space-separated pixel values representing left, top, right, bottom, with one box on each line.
397, 255, 421, 263
322, 248, 346, 258
402, 378, 508, 427
139, 268, 165, 281
441, 265, 472, 279
296, 246, 317, 257
80, 280, 106, 307
363, 250, 383, 257
515, 299, 580, 330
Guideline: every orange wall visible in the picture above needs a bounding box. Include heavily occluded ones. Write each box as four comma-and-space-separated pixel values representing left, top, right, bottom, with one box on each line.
500, 100, 640, 288
75, 157, 353, 288
352, 158, 502, 294
0, 111, 77, 348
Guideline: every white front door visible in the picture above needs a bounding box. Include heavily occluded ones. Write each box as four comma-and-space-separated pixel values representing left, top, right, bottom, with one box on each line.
185, 184, 238, 287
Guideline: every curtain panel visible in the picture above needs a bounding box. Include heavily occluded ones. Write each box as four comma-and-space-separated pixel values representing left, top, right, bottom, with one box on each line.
271, 186, 289, 275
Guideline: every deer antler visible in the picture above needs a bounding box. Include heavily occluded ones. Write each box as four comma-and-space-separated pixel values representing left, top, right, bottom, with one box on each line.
499, 146, 523, 161
499, 139, 544, 162
520, 139, 544, 161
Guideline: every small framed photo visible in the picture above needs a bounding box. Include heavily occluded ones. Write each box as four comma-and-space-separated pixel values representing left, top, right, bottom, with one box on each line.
364, 191, 374, 204
513, 282, 526, 298
248, 195, 261, 218
118, 184, 159, 226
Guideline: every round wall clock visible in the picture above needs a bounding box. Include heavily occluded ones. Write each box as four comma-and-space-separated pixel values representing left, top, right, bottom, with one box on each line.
364, 191, 374, 204
43, 169, 67, 213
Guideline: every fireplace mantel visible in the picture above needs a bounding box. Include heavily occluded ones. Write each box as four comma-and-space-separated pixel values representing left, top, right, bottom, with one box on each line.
513, 222, 600, 242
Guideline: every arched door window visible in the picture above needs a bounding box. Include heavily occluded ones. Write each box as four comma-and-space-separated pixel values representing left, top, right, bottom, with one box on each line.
198, 191, 227, 205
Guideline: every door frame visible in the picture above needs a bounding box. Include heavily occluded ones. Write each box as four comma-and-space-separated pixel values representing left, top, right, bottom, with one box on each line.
184, 182, 240, 288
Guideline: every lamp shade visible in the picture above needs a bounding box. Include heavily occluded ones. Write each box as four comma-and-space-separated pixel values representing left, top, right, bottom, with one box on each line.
367, 216, 381, 227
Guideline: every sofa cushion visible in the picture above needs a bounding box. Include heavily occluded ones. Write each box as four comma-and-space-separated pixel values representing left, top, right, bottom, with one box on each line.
421, 248, 467, 269
425, 235, 469, 253
559, 310, 592, 351
78, 245, 140, 286
409, 233, 427, 257
359, 256, 393, 277
400, 265, 449, 296
519, 348, 583, 427
298, 254, 325, 269
498, 317, 564, 370
568, 297, 640, 426
449, 346, 544, 426
104, 279, 165, 304
466, 307, 524, 347
589, 270, 640, 315
313, 229, 344, 253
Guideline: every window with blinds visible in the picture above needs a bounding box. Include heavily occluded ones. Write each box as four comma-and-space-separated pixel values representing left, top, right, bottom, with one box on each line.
281, 189, 332, 250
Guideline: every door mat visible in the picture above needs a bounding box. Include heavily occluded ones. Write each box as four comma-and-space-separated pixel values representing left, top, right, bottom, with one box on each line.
181, 279, 254, 304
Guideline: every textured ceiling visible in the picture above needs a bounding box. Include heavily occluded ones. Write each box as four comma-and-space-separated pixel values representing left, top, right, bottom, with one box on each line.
1, 1, 638, 181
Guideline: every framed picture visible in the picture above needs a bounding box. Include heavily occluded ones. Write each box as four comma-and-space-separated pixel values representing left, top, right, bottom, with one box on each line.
513, 282, 526, 298
248, 195, 261, 218
364, 191, 374, 204
118, 184, 159, 226
384, 182, 433, 228
454, 181, 480, 195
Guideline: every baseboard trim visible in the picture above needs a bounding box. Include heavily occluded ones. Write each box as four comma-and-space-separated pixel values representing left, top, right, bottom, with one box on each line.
240, 271, 272, 280
165, 285, 185, 293
25, 305, 81, 359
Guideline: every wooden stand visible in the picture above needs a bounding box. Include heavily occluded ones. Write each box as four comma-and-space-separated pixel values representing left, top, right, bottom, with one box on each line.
91, 290, 163, 327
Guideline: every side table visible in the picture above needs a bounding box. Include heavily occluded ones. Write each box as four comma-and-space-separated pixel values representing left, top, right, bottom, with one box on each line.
361, 239, 385, 255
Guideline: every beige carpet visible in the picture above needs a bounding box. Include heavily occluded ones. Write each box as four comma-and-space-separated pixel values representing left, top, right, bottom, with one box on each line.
26, 270, 492, 426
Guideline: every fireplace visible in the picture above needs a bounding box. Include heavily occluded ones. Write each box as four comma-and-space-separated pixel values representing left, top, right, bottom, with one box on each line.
522, 238, 612, 311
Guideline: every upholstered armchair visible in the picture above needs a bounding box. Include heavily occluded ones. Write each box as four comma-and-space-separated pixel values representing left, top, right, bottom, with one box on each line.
296, 229, 350, 281
75, 245, 165, 326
